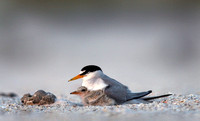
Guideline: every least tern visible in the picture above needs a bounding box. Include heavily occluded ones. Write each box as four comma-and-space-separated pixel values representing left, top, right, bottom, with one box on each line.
68, 65, 152, 104
70, 86, 116, 106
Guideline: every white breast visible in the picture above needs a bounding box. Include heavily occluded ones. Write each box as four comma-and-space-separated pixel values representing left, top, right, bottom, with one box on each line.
82, 78, 108, 91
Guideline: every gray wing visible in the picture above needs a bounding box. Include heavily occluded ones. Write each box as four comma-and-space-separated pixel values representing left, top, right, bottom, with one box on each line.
126, 90, 152, 101
102, 75, 151, 104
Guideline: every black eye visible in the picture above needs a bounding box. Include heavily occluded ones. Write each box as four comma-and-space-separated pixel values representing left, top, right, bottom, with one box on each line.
81, 89, 86, 92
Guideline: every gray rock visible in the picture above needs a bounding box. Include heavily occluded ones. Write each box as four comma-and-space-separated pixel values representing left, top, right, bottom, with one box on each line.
21, 90, 56, 105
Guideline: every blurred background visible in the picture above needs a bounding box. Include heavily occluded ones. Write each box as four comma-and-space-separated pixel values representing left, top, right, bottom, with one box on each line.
0, 0, 200, 96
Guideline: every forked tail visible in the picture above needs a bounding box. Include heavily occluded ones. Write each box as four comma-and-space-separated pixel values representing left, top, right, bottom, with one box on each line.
142, 94, 172, 101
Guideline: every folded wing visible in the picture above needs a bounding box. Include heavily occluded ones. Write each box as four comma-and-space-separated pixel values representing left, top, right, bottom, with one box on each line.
102, 75, 152, 104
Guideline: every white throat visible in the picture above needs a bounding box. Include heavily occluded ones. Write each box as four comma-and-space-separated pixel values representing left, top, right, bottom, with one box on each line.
81, 70, 108, 91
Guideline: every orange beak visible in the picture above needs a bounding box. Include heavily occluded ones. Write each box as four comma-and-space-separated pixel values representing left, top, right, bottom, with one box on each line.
70, 91, 81, 95
68, 74, 85, 82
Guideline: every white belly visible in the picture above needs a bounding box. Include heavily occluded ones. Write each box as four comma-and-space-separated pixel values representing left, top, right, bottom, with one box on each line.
82, 78, 108, 91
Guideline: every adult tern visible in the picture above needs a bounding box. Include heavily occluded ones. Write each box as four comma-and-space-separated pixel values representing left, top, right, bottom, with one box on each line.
68, 65, 153, 104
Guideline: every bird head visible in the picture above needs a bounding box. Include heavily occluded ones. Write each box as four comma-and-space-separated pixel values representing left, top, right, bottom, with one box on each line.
68, 65, 103, 82
70, 86, 88, 96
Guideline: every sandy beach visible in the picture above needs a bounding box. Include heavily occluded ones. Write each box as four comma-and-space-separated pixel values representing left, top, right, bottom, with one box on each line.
1, 94, 200, 121
1, 1, 200, 121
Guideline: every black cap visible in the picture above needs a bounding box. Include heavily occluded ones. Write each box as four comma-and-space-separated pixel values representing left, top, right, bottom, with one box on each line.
80, 65, 102, 75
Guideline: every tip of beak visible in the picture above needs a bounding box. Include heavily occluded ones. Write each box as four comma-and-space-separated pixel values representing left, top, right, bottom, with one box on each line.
68, 74, 85, 82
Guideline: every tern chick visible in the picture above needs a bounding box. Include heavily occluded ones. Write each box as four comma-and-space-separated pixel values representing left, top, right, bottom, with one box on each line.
70, 86, 116, 106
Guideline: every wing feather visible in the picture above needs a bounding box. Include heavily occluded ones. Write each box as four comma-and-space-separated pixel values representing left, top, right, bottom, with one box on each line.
102, 75, 151, 104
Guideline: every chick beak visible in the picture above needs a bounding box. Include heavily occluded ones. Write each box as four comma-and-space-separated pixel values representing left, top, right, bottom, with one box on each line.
70, 91, 81, 95
68, 74, 85, 82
